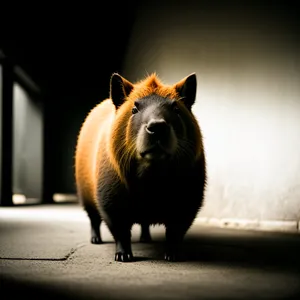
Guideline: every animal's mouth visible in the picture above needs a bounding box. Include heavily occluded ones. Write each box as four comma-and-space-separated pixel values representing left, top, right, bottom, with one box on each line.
140, 143, 170, 160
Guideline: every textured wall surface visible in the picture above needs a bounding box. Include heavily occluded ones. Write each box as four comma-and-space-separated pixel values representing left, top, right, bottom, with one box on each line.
122, 1, 300, 221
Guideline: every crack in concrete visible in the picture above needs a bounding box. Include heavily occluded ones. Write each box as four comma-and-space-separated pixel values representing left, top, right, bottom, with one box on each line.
0, 243, 86, 261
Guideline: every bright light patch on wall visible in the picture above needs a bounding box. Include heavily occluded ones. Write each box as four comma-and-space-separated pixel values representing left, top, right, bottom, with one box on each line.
122, 2, 300, 221
12, 194, 27, 205
53, 193, 78, 203
12, 194, 40, 205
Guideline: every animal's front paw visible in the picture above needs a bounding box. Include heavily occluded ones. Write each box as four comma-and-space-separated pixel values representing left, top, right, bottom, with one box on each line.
115, 252, 134, 262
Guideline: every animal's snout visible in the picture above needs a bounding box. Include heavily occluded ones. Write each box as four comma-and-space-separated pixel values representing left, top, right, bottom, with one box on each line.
145, 119, 170, 138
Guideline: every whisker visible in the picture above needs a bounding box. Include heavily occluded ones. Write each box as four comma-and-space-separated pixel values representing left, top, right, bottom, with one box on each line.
175, 139, 197, 163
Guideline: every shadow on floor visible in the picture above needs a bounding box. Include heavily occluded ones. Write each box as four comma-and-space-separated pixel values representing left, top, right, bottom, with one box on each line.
2, 228, 300, 300
184, 230, 300, 273
1, 209, 300, 299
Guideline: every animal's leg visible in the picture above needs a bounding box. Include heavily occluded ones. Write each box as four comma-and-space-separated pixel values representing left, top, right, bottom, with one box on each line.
105, 219, 133, 262
164, 222, 191, 262
84, 203, 102, 244
140, 223, 152, 243
97, 177, 134, 262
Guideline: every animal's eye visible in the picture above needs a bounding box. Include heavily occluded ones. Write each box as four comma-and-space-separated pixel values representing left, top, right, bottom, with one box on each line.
132, 106, 139, 114
172, 102, 180, 114
132, 101, 140, 114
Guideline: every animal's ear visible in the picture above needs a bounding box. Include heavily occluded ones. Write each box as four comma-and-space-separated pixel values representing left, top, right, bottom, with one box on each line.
174, 73, 197, 111
110, 73, 134, 109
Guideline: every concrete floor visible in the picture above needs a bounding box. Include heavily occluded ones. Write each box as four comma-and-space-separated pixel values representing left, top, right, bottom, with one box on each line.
1, 203, 300, 299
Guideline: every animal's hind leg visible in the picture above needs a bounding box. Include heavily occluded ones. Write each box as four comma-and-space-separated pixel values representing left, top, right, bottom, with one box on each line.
84, 203, 103, 244
140, 223, 152, 243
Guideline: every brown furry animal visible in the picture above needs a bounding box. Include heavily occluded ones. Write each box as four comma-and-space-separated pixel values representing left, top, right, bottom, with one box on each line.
75, 72, 206, 262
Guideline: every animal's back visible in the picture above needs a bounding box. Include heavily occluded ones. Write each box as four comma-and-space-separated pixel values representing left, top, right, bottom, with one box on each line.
75, 99, 114, 208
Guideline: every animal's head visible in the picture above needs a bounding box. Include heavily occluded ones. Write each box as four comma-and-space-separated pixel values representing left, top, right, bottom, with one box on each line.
109, 72, 204, 177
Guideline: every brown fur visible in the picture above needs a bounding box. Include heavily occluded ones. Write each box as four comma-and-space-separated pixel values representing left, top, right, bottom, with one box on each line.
75, 72, 206, 262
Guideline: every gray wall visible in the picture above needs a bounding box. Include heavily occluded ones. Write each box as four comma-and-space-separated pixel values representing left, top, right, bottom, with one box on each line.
13, 83, 43, 200
122, 1, 300, 221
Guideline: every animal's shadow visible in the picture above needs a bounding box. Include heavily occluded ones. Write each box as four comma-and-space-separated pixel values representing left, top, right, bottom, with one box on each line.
127, 228, 300, 273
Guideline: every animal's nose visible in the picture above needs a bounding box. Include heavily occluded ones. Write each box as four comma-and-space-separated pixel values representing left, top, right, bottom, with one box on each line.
146, 119, 170, 137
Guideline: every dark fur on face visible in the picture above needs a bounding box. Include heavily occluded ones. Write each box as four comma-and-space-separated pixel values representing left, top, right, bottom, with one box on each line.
125, 94, 200, 178
109, 73, 204, 183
